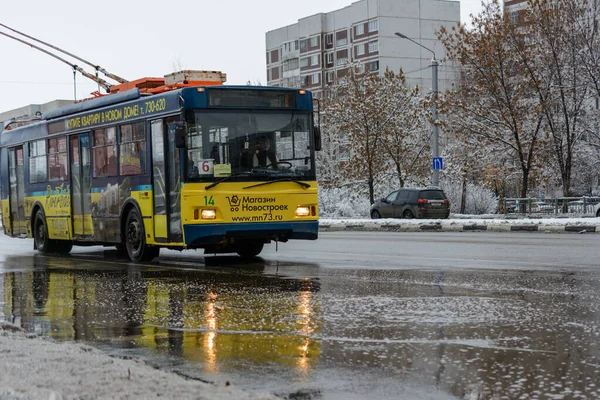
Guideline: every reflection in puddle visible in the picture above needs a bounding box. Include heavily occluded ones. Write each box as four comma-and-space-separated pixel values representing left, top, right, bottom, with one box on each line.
2, 254, 322, 379
3, 253, 600, 398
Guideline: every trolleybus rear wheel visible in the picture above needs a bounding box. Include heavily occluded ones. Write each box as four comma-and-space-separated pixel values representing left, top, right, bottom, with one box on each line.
125, 209, 158, 262
236, 241, 264, 258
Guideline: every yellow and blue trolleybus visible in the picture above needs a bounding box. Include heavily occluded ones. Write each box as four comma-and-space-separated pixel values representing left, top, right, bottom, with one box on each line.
0, 86, 321, 261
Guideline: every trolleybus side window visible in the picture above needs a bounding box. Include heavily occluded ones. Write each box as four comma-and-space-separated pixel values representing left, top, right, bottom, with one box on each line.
48, 136, 68, 181
119, 121, 146, 176
93, 127, 118, 177
186, 123, 202, 178
28, 140, 47, 184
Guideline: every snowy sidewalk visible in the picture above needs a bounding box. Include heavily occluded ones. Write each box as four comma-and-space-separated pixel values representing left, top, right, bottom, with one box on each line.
0, 322, 276, 400
319, 216, 600, 233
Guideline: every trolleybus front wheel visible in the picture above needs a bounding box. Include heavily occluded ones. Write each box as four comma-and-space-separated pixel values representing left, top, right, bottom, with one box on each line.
33, 211, 72, 254
125, 209, 159, 262
236, 241, 264, 258
34, 211, 51, 253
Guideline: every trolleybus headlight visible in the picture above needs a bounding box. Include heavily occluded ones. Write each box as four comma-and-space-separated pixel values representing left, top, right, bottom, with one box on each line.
295, 206, 310, 217
201, 209, 217, 219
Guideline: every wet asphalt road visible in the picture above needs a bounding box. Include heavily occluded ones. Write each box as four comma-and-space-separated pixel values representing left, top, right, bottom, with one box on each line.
1, 231, 600, 399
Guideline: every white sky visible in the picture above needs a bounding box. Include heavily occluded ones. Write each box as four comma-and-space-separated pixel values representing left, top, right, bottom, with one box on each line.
0, 0, 484, 113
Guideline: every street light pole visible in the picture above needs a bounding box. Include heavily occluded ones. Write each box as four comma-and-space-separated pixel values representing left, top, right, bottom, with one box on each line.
394, 32, 440, 187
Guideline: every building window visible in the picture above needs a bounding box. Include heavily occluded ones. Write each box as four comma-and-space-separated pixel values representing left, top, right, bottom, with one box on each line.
48, 136, 67, 181
93, 127, 118, 177
282, 58, 299, 72
337, 57, 348, 66
283, 41, 296, 54
310, 54, 319, 66
368, 20, 378, 32
327, 52, 333, 64
357, 63, 365, 74
310, 36, 319, 47
312, 73, 320, 85
356, 44, 365, 56
338, 141, 350, 161
336, 37, 348, 46
326, 34, 333, 45
369, 60, 379, 72
300, 39, 307, 51
28, 140, 47, 184
300, 57, 309, 68
368, 41, 379, 53
326, 71, 334, 83
511, 10, 519, 25
294, 40, 299, 50
119, 121, 146, 176
356, 24, 364, 36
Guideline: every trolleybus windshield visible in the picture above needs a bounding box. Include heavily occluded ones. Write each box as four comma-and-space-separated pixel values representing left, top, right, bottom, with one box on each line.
185, 110, 315, 182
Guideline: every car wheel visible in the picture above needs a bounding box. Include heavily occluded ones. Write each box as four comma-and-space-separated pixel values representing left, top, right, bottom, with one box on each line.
371, 210, 381, 219
403, 210, 414, 219
597, 208, 600, 218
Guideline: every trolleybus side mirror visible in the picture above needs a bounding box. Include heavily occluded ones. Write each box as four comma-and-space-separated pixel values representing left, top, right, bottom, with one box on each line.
175, 125, 186, 149
313, 126, 322, 151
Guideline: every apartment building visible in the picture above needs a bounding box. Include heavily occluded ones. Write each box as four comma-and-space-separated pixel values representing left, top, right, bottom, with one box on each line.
265, 0, 460, 95
0, 99, 73, 130
504, 0, 528, 24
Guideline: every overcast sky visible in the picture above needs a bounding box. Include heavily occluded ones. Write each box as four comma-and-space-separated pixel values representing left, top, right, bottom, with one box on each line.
0, 0, 485, 113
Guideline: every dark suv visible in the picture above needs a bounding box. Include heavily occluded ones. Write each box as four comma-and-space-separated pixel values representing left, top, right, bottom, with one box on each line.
370, 187, 450, 219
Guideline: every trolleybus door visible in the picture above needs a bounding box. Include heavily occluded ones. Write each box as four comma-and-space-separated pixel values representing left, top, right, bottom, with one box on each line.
151, 119, 182, 243
8, 147, 26, 236
70, 134, 93, 237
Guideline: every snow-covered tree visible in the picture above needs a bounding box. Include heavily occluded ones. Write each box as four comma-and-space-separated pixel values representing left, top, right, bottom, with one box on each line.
322, 67, 430, 204
438, 0, 550, 199
378, 70, 431, 188
522, 0, 593, 196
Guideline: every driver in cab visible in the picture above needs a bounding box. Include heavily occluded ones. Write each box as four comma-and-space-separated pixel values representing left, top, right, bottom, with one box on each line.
253, 136, 278, 168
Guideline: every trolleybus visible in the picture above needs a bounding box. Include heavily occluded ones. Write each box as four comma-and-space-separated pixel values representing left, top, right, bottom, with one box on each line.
0, 85, 321, 261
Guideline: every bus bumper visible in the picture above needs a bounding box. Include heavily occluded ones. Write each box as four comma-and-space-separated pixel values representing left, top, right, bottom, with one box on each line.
183, 221, 319, 247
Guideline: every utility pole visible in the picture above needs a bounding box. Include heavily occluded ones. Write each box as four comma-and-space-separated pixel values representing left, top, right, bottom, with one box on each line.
395, 32, 440, 187
431, 56, 439, 187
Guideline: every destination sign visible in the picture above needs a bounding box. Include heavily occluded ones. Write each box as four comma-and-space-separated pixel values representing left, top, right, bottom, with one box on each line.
53, 97, 172, 134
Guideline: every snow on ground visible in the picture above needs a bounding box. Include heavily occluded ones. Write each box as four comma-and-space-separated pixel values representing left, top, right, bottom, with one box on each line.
320, 216, 600, 228
0, 323, 276, 400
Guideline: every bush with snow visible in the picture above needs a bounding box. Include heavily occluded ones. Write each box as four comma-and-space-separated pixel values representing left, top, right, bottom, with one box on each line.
442, 180, 499, 215
318, 185, 372, 218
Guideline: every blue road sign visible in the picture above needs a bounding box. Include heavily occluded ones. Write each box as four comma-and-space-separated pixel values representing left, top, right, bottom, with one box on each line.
432, 157, 443, 170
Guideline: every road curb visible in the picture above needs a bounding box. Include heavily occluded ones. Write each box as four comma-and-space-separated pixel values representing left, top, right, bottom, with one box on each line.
318, 222, 600, 234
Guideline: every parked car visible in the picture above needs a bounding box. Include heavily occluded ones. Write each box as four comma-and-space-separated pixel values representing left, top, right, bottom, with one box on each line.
370, 187, 450, 219
567, 200, 585, 213
532, 201, 553, 213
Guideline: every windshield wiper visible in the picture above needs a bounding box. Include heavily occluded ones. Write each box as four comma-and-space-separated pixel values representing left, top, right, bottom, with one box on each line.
205, 172, 253, 190
243, 178, 311, 190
